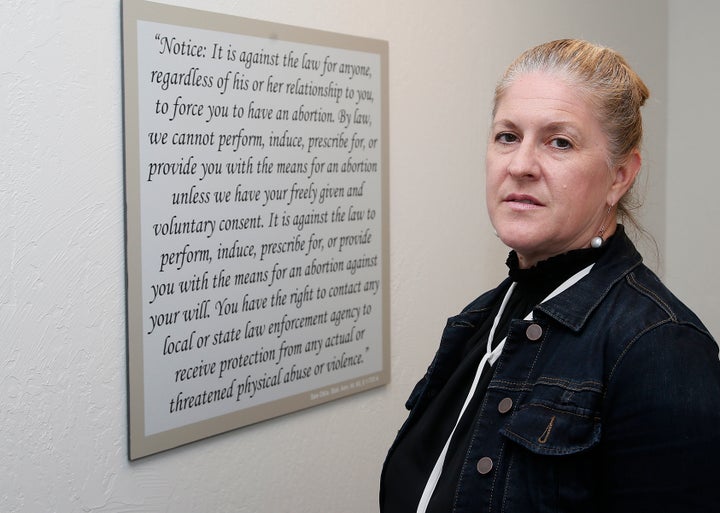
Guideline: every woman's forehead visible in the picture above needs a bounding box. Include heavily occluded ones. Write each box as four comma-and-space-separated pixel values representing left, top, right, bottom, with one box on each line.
494, 72, 596, 122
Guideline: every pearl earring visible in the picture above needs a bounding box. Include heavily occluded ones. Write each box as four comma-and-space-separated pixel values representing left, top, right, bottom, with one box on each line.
590, 205, 613, 249
590, 234, 605, 249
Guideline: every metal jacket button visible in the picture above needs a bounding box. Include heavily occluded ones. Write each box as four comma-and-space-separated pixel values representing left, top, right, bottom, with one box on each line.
498, 397, 513, 414
477, 457, 494, 475
526, 323, 543, 341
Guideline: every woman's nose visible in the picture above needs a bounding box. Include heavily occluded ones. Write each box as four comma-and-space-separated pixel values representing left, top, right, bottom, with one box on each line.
506, 141, 541, 179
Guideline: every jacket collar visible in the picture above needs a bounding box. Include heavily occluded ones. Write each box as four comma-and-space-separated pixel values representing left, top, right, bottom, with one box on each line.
533, 225, 643, 332
457, 226, 644, 334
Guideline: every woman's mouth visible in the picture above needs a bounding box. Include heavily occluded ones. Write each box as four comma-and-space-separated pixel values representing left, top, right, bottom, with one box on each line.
505, 194, 543, 206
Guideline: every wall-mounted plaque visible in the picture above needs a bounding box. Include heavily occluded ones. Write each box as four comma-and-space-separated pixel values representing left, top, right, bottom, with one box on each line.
122, 0, 389, 460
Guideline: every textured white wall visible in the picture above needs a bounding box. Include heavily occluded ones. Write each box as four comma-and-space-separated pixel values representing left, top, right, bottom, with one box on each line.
666, 0, 720, 340
1, 1, 667, 512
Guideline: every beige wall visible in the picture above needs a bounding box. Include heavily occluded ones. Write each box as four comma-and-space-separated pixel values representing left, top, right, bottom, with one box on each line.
0, 1, 676, 512
666, 0, 720, 339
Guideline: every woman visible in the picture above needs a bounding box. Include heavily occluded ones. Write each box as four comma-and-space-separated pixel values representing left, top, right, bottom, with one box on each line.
381, 39, 720, 512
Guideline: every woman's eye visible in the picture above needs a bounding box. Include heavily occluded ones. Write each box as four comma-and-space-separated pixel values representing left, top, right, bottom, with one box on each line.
496, 132, 518, 144
550, 137, 572, 149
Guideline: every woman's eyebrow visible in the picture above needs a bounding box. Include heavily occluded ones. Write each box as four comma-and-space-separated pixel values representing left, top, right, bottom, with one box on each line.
490, 119, 517, 130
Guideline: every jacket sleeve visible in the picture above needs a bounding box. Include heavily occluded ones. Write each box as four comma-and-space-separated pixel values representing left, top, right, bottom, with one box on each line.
601, 322, 720, 512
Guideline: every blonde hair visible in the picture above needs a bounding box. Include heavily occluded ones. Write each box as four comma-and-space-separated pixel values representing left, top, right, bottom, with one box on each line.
493, 39, 650, 224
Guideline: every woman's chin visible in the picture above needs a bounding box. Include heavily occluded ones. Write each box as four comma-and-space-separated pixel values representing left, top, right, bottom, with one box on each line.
494, 229, 542, 253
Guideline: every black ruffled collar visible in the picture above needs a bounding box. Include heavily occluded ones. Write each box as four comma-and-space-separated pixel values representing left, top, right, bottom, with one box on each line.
506, 239, 610, 289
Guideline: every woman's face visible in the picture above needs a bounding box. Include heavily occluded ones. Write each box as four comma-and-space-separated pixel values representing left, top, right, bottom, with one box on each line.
486, 72, 619, 268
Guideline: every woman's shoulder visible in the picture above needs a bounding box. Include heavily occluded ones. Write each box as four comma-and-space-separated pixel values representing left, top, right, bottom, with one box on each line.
618, 263, 713, 340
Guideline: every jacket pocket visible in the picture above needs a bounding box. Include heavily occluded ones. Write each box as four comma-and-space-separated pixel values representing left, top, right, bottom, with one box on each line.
500, 402, 601, 455
497, 389, 602, 512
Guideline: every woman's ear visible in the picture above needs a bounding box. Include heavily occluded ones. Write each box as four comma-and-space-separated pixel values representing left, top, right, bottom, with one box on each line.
608, 149, 642, 206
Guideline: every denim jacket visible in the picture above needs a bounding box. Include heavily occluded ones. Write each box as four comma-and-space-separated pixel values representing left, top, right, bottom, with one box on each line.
382, 229, 720, 512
